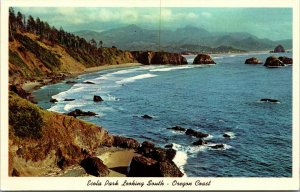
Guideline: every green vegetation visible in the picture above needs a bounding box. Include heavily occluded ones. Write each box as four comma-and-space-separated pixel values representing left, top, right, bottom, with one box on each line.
15, 33, 61, 70
9, 50, 29, 70
9, 93, 44, 139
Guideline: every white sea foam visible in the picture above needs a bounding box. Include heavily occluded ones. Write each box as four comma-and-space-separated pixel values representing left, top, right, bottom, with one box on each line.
172, 143, 188, 177
224, 132, 236, 139
116, 73, 157, 84
48, 105, 64, 112
149, 66, 192, 72
207, 143, 232, 150
64, 103, 86, 112
205, 134, 214, 140
105, 94, 119, 101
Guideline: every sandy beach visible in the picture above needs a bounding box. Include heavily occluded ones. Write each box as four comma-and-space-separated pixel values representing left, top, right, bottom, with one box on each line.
21, 63, 142, 93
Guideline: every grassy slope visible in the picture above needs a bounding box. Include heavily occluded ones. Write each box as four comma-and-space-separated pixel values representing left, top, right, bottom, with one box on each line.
9, 93, 114, 176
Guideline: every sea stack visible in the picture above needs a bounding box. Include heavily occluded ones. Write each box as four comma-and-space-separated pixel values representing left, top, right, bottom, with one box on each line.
264, 56, 285, 67
193, 54, 216, 64
245, 57, 262, 64
273, 45, 285, 53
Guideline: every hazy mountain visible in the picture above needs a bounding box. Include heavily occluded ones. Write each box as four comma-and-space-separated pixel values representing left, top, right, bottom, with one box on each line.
74, 25, 292, 52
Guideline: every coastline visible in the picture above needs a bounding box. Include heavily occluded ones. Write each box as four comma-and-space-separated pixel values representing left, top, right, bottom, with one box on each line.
20, 62, 142, 177
22, 63, 142, 92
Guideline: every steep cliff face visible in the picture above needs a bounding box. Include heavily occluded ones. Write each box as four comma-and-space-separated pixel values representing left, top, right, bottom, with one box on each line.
9, 92, 114, 176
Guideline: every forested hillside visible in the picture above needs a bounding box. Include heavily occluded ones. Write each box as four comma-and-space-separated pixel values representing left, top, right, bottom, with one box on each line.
8, 8, 137, 83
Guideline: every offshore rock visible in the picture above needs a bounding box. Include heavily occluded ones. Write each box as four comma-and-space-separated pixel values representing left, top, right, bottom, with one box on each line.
210, 144, 225, 149
138, 141, 176, 161
193, 54, 216, 64
260, 98, 279, 103
134, 51, 188, 65
93, 95, 103, 102
264, 56, 285, 67
50, 98, 58, 103
245, 57, 262, 64
141, 114, 153, 119
67, 109, 97, 117
273, 45, 285, 53
185, 128, 209, 138
167, 125, 187, 132
84, 81, 95, 84
192, 139, 207, 145
278, 56, 293, 64
64, 98, 75, 101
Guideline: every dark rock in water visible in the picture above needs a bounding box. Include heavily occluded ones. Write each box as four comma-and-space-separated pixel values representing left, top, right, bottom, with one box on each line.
93, 95, 103, 102
193, 54, 216, 64
133, 51, 188, 65
50, 98, 58, 103
274, 45, 285, 53
264, 56, 285, 67
64, 98, 75, 101
210, 144, 224, 149
260, 98, 279, 103
167, 125, 187, 132
66, 81, 77, 84
223, 134, 231, 138
185, 128, 209, 138
141, 114, 153, 119
164, 144, 173, 148
128, 155, 158, 177
245, 57, 262, 64
278, 56, 293, 64
112, 136, 140, 149
192, 139, 207, 146
151, 52, 188, 65
12, 168, 20, 177
67, 109, 97, 117
84, 81, 95, 84
138, 141, 176, 162
128, 155, 183, 177
80, 157, 109, 177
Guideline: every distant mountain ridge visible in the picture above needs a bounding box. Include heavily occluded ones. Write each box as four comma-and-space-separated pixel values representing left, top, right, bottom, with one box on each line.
74, 25, 292, 52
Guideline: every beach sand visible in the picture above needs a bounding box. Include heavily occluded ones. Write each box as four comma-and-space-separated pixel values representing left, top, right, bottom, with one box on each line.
21, 63, 142, 93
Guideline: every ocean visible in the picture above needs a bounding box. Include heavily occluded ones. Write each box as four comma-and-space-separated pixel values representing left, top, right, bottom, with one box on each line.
33, 52, 292, 177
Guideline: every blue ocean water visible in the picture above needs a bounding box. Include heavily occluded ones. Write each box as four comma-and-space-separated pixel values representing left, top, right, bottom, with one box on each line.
33, 52, 292, 177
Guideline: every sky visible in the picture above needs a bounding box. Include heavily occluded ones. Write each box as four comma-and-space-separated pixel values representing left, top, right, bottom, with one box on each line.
14, 7, 292, 41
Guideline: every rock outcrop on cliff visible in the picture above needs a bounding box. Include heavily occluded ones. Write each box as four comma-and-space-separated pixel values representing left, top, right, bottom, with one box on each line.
133, 51, 188, 65
8, 92, 145, 176
193, 54, 216, 64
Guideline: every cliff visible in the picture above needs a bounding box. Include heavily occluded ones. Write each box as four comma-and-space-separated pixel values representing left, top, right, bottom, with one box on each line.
9, 92, 116, 176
